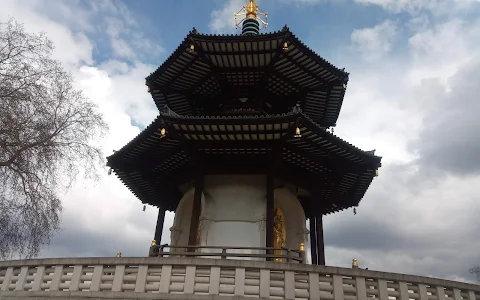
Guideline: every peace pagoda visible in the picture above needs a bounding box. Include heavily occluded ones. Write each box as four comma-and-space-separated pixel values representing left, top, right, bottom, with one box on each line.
1, 1, 478, 299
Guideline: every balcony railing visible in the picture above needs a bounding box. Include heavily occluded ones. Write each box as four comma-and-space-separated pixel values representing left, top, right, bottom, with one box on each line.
148, 245, 306, 263
1, 257, 479, 300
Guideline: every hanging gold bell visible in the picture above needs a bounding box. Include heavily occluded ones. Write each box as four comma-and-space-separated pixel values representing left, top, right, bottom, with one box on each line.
294, 127, 302, 138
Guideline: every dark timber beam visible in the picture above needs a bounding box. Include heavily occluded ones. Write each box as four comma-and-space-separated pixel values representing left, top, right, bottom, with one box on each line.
316, 214, 326, 265
154, 207, 166, 244
266, 173, 274, 261
309, 217, 318, 265
281, 52, 331, 87
322, 85, 334, 122
188, 176, 203, 250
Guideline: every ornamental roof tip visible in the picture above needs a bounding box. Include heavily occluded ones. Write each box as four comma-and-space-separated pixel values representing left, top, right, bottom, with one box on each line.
160, 105, 180, 117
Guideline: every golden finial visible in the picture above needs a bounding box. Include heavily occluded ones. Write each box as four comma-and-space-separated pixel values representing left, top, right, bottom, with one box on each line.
299, 242, 305, 251
116, 252, 121, 257
151, 240, 157, 246
234, 0, 268, 29
352, 258, 358, 268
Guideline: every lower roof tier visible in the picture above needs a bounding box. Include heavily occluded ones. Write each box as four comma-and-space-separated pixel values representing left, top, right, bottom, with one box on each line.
107, 107, 381, 216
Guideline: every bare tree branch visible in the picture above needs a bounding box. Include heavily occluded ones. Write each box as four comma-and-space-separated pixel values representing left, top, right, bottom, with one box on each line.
0, 18, 108, 260
470, 265, 480, 283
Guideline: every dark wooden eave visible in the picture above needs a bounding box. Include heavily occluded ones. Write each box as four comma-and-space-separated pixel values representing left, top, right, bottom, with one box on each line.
145, 26, 349, 128
107, 108, 381, 214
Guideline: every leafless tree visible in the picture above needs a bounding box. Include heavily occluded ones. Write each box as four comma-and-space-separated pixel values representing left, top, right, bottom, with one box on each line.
0, 19, 108, 260
470, 265, 480, 282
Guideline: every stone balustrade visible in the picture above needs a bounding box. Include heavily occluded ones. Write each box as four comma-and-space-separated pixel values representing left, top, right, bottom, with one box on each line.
1, 257, 479, 300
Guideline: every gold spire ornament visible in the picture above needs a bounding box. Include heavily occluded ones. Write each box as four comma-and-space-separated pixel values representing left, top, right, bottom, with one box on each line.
234, 0, 268, 29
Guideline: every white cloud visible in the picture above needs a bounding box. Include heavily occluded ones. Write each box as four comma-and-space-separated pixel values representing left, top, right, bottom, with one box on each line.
354, 0, 480, 15
407, 19, 480, 86
210, 0, 245, 33
0, 0, 94, 69
324, 0, 480, 281
351, 20, 397, 62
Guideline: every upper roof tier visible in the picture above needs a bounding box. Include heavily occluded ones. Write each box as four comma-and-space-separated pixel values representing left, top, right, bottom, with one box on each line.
145, 26, 349, 128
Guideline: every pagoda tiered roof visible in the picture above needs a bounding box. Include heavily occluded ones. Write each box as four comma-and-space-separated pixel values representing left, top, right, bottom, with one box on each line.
107, 26, 381, 217
145, 26, 349, 128
107, 106, 381, 217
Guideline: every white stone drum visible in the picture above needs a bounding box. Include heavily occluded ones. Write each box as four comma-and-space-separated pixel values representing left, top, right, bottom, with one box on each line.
170, 175, 307, 260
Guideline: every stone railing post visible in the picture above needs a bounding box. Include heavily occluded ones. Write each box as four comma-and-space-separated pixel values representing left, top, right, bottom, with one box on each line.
69, 265, 82, 291
134, 265, 148, 293
234, 268, 246, 296
209, 266, 221, 295
14, 266, 28, 291
31, 266, 45, 291
418, 284, 429, 300
284, 270, 295, 300
309, 272, 320, 300
259, 269, 270, 298
333, 274, 344, 300
355, 277, 368, 300
1, 267, 13, 291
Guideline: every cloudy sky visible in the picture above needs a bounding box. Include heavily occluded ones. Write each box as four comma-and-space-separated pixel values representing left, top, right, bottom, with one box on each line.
2, 0, 480, 283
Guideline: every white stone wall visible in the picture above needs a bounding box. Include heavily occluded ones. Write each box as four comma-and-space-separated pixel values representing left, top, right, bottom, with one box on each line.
170, 176, 307, 255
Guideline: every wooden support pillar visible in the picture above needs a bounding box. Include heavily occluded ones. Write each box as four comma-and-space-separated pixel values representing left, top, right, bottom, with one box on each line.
316, 214, 326, 265
154, 207, 166, 244
188, 176, 203, 250
309, 217, 318, 265
266, 174, 274, 260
